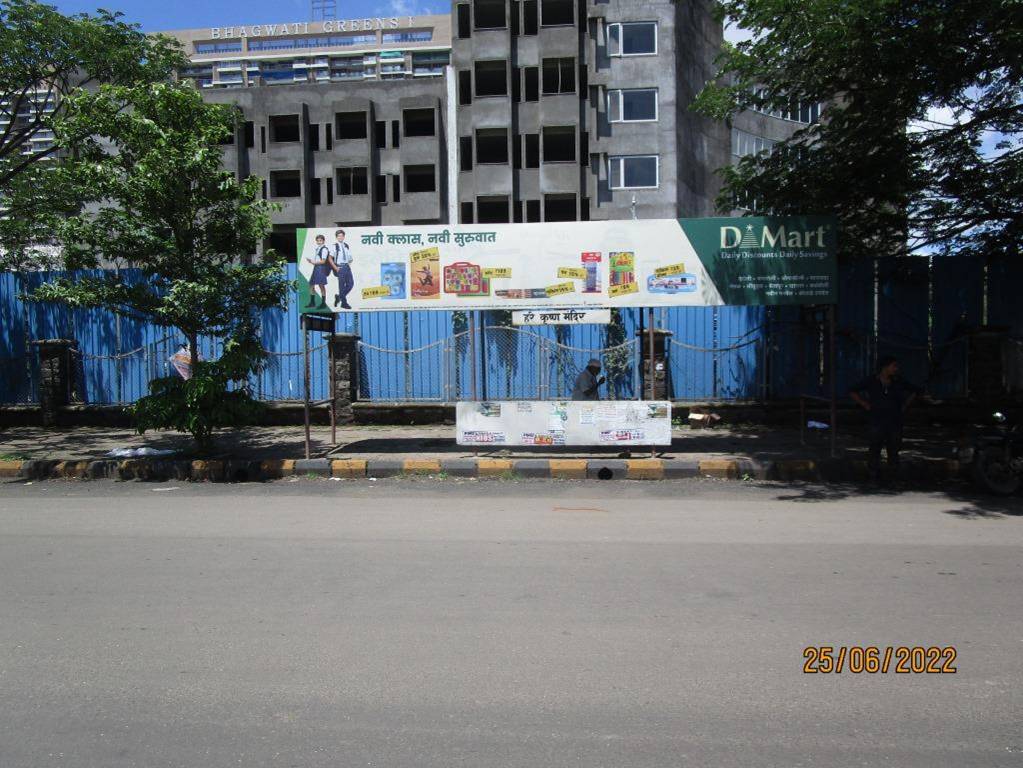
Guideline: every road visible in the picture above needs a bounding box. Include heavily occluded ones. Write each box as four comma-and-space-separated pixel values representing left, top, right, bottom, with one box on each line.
1, 478, 1021, 767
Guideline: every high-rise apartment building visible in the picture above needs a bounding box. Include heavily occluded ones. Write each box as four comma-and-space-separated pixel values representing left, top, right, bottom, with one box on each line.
159, 2, 814, 259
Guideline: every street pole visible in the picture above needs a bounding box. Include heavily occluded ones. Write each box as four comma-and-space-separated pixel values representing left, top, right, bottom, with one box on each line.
829, 304, 837, 459
302, 323, 311, 460
329, 329, 336, 446
468, 310, 478, 402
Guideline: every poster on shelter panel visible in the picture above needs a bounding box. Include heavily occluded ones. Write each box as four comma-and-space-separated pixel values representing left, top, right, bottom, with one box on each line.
296, 217, 837, 313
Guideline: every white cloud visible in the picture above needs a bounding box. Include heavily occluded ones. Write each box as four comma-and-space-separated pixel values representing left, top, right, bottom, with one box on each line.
386, 0, 437, 14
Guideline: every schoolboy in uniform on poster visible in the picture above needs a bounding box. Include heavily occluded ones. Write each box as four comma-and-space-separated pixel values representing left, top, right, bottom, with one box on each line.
305, 234, 334, 309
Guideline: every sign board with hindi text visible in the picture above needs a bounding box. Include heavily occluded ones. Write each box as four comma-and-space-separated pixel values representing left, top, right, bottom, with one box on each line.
456, 400, 672, 447
512, 309, 611, 326
298, 217, 837, 313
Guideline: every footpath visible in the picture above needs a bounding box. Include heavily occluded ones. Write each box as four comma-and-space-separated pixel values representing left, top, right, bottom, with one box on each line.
0, 422, 965, 483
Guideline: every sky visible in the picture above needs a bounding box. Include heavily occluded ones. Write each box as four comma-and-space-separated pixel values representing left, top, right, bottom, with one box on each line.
50, 0, 450, 31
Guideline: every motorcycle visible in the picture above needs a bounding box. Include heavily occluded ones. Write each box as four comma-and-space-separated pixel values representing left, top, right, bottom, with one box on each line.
957, 412, 1023, 495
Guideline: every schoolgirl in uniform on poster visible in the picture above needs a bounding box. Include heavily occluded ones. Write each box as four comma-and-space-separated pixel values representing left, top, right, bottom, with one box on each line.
305, 234, 334, 309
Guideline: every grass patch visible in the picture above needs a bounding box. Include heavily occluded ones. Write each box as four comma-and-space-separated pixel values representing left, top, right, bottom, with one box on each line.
0, 452, 30, 461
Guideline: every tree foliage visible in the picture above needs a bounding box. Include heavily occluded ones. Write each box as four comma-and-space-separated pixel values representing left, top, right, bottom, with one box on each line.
0, 0, 185, 269
694, 0, 1022, 261
31, 81, 289, 446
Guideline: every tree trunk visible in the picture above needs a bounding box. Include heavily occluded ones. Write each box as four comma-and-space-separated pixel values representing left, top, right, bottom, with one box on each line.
187, 332, 198, 373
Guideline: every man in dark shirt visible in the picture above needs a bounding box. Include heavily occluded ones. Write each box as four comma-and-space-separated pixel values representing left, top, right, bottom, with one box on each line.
849, 355, 922, 480
572, 358, 605, 401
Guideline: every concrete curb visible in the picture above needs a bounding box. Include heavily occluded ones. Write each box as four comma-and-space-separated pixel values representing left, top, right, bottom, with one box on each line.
1, 457, 968, 484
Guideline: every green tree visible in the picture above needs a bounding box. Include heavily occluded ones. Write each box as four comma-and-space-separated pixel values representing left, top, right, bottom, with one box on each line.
694, 0, 1022, 261
0, 0, 185, 269
31, 81, 289, 449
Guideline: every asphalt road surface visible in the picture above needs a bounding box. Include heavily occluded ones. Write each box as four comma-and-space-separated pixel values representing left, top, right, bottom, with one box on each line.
1, 478, 1022, 768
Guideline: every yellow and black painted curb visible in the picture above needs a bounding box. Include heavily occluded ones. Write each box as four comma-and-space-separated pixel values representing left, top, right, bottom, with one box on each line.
0, 456, 966, 484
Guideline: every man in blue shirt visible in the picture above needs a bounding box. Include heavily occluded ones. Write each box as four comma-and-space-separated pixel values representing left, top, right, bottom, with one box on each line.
332, 228, 354, 310
849, 355, 922, 480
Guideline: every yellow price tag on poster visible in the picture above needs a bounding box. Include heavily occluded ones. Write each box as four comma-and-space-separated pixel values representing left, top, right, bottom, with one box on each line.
483, 267, 512, 279
546, 282, 576, 297
609, 282, 639, 298
654, 263, 686, 278
362, 286, 392, 299
558, 267, 587, 279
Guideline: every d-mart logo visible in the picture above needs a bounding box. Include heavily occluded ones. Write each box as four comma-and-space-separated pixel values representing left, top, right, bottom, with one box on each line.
720, 223, 829, 250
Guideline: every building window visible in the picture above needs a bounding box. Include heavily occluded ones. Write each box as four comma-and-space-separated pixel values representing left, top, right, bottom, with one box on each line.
311, 177, 322, 205
374, 120, 387, 147
608, 155, 659, 189
542, 126, 575, 163
269, 170, 302, 198
474, 0, 507, 29
522, 0, 538, 34
607, 22, 658, 56
456, 4, 471, 38
244, 122, 254, 148
540, 0, 574, 26
336, 166, 369, 195
461, 201, 474, 224
335, 111, 367, 140
731, 128, 776, 157
268, 114, 300, 143
458, 69, 473, 105
523, 67, 539, 101
376, 174, 387, 204
383, 30, 433, 43
526, 199, 541, 222
460, 136, 473, 171
248, 34, 376, 51
544, 194, 576, 221
195, 41, 242, 54
475, 128, 509, 164
608, 88, 658, 122
524, 134, 540, 168
541, 58, 575, 95
750, 88, 822, 124
412, 51, 449, 77
308, 124, 320, 151
474, 60, 507, 97
392, 175, 401, 202
403, 108, 435, 137
477, 196, 510, 223
404, 165, 436, 193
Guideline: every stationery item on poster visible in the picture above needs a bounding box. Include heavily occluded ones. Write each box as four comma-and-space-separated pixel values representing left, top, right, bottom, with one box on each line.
558, 267, 588, 280
610, 252, 636, 286
361, 286, 392, 300
581, 252, 602, 293
647, 274, 698, 294
410, 247, 440, 299
456, 400, 672, 446
546, 282, 575, 297
513, 309, 611, 326
496, 288, 550, 299
380, 262, 406, 299
444, 262, 490, 296
483, 267, 512, 279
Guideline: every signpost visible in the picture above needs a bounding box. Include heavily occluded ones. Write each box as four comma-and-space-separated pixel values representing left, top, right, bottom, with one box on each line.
512, 308, 611, 326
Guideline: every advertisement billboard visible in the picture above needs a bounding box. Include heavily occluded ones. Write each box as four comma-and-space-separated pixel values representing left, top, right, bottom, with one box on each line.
297, 217, 836, 313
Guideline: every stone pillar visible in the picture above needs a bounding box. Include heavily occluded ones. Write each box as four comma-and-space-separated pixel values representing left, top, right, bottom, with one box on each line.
636, 329, 674, 400
329, 333, 361, 425
33, 339, 77, 427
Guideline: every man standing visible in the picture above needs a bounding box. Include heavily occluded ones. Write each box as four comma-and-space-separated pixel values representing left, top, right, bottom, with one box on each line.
849, 355, 922, 480
332, 228, 354, 310
572, 358, 605, 401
